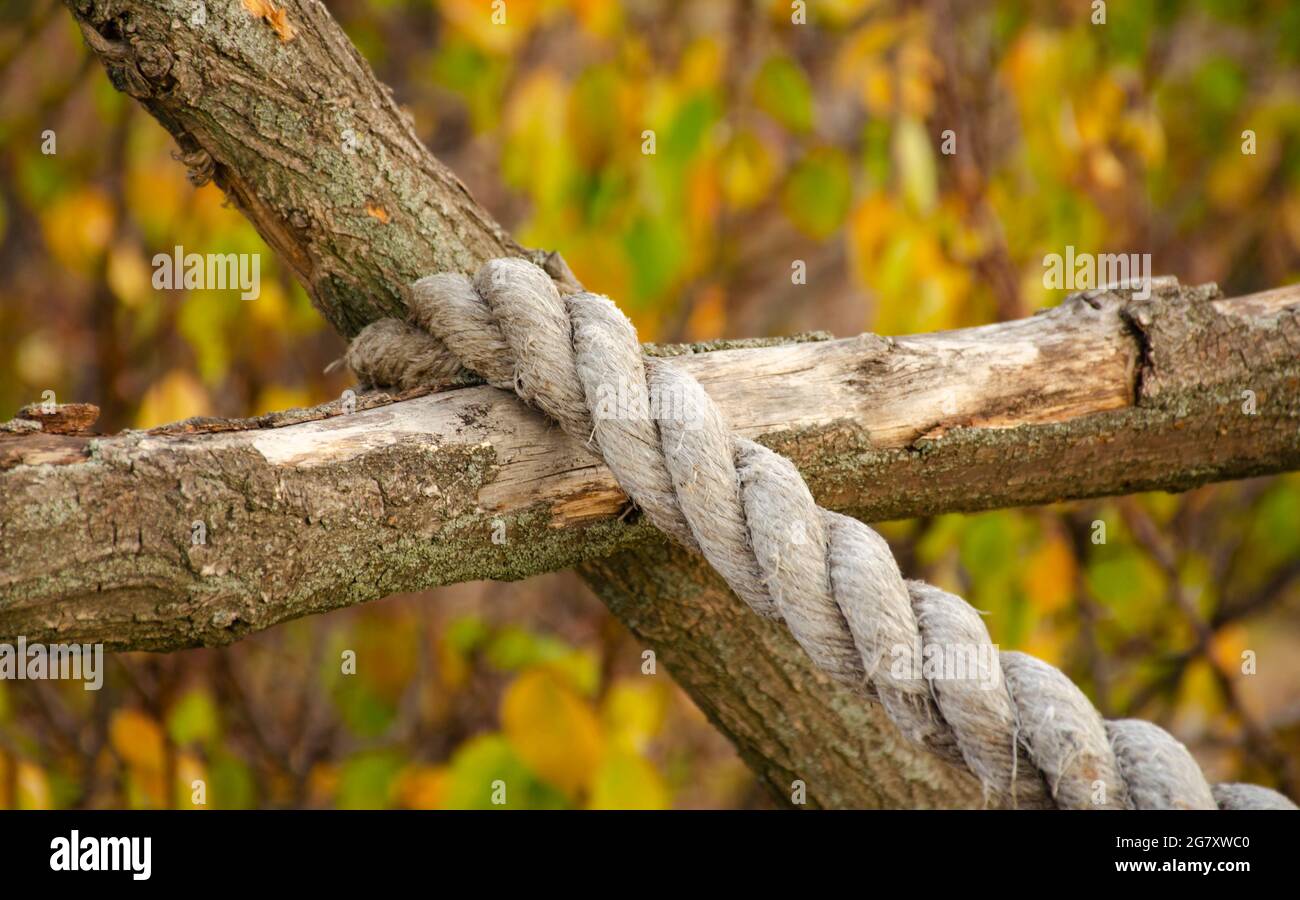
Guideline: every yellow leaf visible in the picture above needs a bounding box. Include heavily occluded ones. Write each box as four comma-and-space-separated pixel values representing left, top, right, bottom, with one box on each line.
1021, 627, 1066, 668
441, 0, 540, 54
894, 117, 937, 213
438, 634, 471, 691
720, 130, 778, 211
107, 241, 152, 308
587, 749, 670, 809
1074, 76, 1125, 146
394, 764, 449, 810
247, 279, 289, 330
176, 753, 207, 809
110, 708, 165, 772
135, 370, 213, 428
0, 754, 51, 809
861, 61, 894, 116
1175, 657, 1224, 724
847, 192, 898, 267
1022, 533, 1076, 614
307, 763, 339, 807
17, 760, 51, 810
1207, 143, 1276, 212
1119, 110, 1166, 167
1087, 147, 1126, 191
679, 38, 724, 92
1209, 624, 1249, 675
253, 385, 314, 417
501, 669, 603, 797
41, 187, 114, 273
502, 70, 571, 207
686, 161, 720, 241
898, 38, 939, 119
15, 333, 61, 386
685, 285, 727, 342
601, 678, 667, 753
115, 712, 170, 806
573, 0, 621, 37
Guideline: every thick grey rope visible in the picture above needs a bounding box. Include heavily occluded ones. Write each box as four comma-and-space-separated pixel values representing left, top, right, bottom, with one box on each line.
346, 257, 1295, 810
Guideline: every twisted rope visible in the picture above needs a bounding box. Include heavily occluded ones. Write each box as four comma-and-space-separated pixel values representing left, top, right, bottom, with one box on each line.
346, 257, 1295, 810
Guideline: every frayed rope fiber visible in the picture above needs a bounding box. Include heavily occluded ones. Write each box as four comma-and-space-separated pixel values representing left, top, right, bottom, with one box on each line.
346, 257, 1295, 810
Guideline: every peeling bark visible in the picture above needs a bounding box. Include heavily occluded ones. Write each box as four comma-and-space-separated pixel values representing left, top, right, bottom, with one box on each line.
4, 280, 1297, 651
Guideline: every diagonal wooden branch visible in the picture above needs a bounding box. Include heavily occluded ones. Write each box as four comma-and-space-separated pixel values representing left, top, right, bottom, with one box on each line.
19, 0, 1298, 807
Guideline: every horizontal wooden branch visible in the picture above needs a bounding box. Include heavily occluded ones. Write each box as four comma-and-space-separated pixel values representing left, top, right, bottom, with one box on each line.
2, 279, 1297, 651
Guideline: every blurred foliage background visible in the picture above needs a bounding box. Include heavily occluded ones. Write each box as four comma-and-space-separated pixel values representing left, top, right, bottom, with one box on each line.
1, 0, 1299, 808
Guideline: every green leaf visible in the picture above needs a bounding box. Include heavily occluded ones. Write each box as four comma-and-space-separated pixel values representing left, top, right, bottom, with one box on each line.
1085, 548, 1166, 630
166, 688, 219, 746
209, 751, 256, 810
446, 615, 491, 653
337, 751, 404, 810
484, 627, 599, 696
443, 734, 569, 810
1192, 57, 1246, 119
782, 147, 853, 239
623, 215, 686, 303
753, 55, 814, 133
916, 514, 966, 566
332, 679, 396, 739
484, 625, 572, 670
588, 749, 671, 809
662, 93, 718, 166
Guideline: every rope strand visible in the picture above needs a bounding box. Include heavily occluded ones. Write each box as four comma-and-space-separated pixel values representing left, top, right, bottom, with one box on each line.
345, 257, 1295, 810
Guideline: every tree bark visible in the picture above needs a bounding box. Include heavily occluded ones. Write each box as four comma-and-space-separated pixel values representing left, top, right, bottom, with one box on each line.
4, 280, 1299, 652
63, 0, 520, 335
20, 0, 1299, 808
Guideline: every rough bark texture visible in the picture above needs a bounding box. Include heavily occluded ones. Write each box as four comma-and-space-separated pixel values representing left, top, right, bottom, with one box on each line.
581, 543, 987, 808
4, 280, 1299, 652
64, 0, 520, 335
18, 0, 1298, 808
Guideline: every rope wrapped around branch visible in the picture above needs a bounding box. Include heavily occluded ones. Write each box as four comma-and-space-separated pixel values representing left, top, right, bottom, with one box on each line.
346, 257, 1295, 810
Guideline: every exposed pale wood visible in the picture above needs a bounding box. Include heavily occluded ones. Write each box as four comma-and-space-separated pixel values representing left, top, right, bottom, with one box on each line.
3, 278, 1297, 653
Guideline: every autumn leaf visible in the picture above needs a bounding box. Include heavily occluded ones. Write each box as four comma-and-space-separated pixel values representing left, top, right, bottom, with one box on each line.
17, 760, 52, 810
587, 749, 670, 809
135, 370, 213, 428
110, 708, 167, 808
782, 147, 852, 239
0, 754, 53, 810
1022, 533, 1076, 614
394, 764, 449, 810
242, 0, 296, 43
176, 753, 208, 809
501, 669, 603, 797
601, 678, 668, 752
753, 55, 814, 133
110, 708, 165, 772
